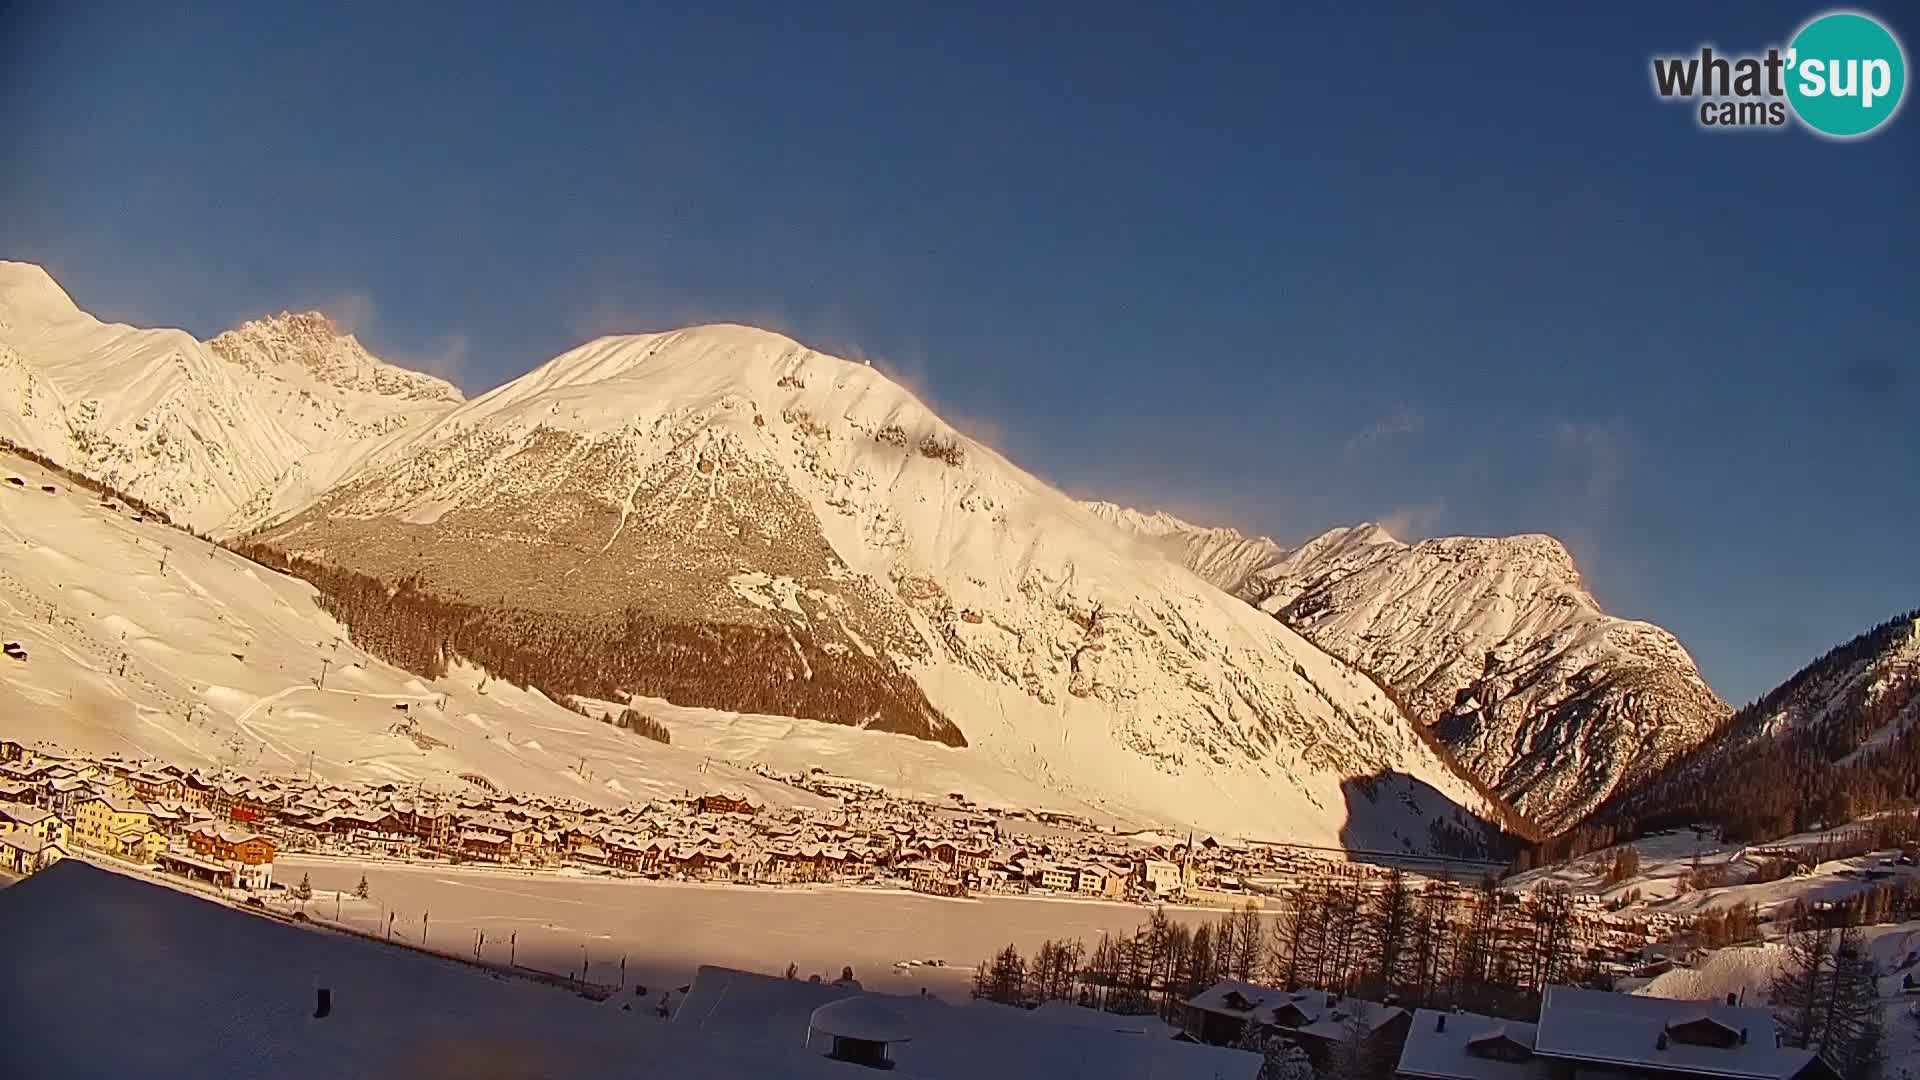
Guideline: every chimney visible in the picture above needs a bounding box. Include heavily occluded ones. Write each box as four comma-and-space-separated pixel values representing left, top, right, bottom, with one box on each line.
1437, 1014, 1447, 1033
314, 986, 332, 1019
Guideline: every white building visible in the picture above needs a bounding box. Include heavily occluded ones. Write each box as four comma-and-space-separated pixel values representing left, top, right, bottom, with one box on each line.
1139, 858, 1183, 896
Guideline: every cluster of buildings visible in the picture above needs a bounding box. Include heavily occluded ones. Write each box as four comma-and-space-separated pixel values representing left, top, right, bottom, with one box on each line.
0, 738, 1307, 909
1183, 978, 1839, 1080
1, 740, 278, 890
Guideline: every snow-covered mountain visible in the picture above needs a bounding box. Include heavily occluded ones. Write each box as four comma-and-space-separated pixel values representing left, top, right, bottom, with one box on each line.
1088, 505, 1728, 833
1082, 502, 1288, 598
0, 264, 1511, 848
0, 261, 462, 531
1592, 609, 1920, 840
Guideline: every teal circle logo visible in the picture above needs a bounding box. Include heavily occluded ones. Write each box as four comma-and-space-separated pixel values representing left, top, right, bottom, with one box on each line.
1786, 11, 1907, 137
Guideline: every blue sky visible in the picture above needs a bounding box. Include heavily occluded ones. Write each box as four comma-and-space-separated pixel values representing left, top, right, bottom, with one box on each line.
2, 3, 1914, 706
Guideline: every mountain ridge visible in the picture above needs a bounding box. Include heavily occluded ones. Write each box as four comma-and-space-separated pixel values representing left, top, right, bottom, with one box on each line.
1568, 608, 1920, 850
1086, 501, 1729, 833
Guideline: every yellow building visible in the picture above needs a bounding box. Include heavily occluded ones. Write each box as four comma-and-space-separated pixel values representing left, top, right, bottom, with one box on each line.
0, 831, 65, 875
0, 801, 71, 851
75, 793, 161, 861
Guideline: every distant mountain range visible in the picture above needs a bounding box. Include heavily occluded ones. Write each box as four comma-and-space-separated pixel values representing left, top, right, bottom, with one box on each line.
0, 261, 1513, 851
11, 259, 1898, 853
1085, 506, 1729, 834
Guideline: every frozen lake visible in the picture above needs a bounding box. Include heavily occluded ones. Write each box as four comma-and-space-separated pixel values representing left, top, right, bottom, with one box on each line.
281, 856, 1252, 1002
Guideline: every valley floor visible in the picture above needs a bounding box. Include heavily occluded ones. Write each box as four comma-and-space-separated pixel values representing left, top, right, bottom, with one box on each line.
142, 851, 1244, 1004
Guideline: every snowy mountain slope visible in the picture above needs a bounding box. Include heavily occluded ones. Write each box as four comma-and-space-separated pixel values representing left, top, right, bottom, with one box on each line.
1087, 504, 1727, 833
0, 262, 462, 532
1592, 610, 1920, 840
209, 312, 465, 533
209, 311, 461, 420
0, 262, 308, 529
248, 325, 1509, 848
0, 450, 903, 813
1724, 611, 1920, 760
1082, 501, 1287, 597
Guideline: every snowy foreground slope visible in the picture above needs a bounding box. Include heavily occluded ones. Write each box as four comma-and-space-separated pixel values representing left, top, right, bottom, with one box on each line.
249, 325, 1502, 847
1086, 503, 1727, 833
0, 261, 461, 531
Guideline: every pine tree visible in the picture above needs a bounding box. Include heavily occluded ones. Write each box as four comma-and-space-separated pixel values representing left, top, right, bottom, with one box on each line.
1408, 883, 1455, 1007
1525, 883, 1576, 991
977, 943, 1026, 1005
293, 872, 313, 901
1455, 876, 1500, 1010
1269, 886, 1318, 989
1371, 869, 1413, 992
1229, 901, 1264, 981
1819, 925, 1884, 1080
1772, 902, 1837, 1050
353, 873, 370, 900
1324, 882, 1367, 991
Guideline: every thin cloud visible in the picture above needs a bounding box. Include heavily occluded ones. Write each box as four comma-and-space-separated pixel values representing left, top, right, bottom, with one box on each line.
391, 332, 471, 386
1833, 355, 1906, 397
310, 289, 377, 336
1344, 404, 1424, 456
1378, 501, 1446, 541
1548, 418, 1627, 512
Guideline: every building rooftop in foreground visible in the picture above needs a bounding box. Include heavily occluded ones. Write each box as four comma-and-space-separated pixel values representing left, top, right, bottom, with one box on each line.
1397, 1009, 1550, 1080
0, 860, 853, 1079
675, 964, 1260, 1080
1532, 985, 1825, 1080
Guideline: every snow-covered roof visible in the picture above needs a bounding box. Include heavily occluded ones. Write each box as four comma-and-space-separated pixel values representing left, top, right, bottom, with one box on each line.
809, 996, 913, 1043
1185, 979, 1404, 1043
1533, 985, 1814, 1080
0, 801, 54, 826
677, 965, 1260, 1080
85, 791, 151, 814
1397, 1010, 1549, 1080
0, 831, 52, 854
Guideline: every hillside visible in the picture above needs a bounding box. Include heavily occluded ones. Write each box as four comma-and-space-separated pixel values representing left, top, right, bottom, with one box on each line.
0, 449, 1116, 816
1088, 505, 1728, 833
1579, 609, 1920, 847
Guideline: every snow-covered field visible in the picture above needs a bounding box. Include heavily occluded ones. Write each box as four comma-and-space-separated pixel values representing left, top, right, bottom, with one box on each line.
1510, 826, 1920, 918
0, 451, 1121, 821
278, 855, 1241, 1002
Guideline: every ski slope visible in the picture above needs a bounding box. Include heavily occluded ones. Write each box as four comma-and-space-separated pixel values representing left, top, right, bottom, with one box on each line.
0, 451, 1110, 815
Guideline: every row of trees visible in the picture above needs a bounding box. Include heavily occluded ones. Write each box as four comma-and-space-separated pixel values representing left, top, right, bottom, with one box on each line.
222, 540, 964, 747
975, 874, 1610, 1024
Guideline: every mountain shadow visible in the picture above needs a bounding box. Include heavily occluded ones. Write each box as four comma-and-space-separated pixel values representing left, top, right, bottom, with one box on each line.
1338, 768, 1524, 872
